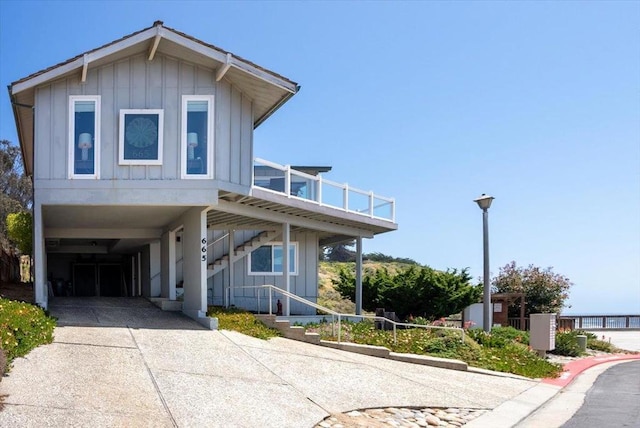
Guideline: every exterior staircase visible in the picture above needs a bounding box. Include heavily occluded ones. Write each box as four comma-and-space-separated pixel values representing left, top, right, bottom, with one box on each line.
255, 314, 321, 344
207, 230, 280, 279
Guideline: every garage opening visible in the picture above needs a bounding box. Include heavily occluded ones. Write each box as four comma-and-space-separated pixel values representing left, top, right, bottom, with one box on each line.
46, 239, 138, 298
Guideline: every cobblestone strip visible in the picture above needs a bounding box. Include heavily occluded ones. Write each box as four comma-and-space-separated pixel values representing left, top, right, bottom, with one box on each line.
315, 407, 489, 428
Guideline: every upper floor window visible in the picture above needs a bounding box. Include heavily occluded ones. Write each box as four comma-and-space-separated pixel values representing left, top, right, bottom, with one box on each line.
181, 95, 214, 179
119, 109, 164, 165
69, 95, 100, 179
248, 242, 297, 275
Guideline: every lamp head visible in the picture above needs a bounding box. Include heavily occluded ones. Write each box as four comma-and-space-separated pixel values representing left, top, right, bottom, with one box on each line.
78, 133, 92, 149
187, 132, 198, 147
474, 194, 494, 211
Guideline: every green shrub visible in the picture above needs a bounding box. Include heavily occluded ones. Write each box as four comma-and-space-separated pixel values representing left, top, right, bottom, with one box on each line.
307, 320, 560, 378
0, 298, 56, 365
551, 330, 584, 357
0, 346, 6, 378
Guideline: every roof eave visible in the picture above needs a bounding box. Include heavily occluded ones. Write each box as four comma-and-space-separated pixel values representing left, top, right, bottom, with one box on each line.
254, 86, 300, 128
8, 87, 33, 177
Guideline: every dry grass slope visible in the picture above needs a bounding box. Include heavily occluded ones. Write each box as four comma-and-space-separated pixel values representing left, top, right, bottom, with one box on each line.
317, 261, 416, 314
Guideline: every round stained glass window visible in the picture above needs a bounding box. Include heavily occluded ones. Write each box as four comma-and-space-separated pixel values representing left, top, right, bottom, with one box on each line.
125, 117, 157, 148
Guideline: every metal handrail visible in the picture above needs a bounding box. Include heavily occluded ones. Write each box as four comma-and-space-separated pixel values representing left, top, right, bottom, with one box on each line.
208, 233, 230, 249
231, 285, 465, 344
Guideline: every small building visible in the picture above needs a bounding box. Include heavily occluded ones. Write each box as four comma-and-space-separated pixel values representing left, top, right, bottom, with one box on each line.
8, 21, 397, 327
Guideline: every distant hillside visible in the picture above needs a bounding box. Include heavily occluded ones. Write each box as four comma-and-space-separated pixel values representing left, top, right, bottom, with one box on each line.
318, 261, 416, 313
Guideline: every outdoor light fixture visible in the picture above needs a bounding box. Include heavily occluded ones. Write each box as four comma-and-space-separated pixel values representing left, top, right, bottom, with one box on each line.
474, 193, 494, 211
474, 193, 494, 332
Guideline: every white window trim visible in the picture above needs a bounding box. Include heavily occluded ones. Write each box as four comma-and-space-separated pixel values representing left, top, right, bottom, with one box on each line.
181, 95, 214, 179
248, 242, 298, 276
118, 109, 164, 165
68, 95, 101, 179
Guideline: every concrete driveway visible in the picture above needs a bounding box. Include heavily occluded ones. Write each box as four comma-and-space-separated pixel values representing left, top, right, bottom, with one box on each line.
0, 298, 537, 427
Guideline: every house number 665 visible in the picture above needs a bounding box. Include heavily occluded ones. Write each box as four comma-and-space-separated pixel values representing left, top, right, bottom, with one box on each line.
201, 238, 207, 262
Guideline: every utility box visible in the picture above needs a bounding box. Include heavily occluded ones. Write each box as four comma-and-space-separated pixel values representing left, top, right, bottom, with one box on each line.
463, 303, 493, 330
530, 313, 556, 356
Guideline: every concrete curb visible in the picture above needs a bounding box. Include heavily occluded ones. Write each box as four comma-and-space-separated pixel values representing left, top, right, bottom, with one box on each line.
319, 340, 468, 371
464, 382, 561, 428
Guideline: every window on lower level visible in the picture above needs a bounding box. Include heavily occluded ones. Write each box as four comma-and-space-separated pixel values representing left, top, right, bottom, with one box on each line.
69, 96, 100, 178
182, 95, 214, 179
248, 242, 297, 275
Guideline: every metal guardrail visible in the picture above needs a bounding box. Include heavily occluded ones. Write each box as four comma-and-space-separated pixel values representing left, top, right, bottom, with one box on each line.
508, 315, 640, 331
563, 315, 640, 330
230, 285, 465, 343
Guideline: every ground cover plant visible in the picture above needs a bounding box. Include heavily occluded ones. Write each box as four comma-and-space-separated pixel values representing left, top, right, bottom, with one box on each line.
0, 298, 56, 369
207, 306, 281, 340
550, 329, 619, 357
305, 321, 562, 379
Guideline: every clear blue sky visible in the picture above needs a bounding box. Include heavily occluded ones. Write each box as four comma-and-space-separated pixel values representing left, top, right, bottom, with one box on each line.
1, 1, 638, 314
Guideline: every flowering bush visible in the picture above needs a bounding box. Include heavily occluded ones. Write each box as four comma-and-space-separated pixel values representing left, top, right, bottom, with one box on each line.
492, 261, 572, 316
0, 298, 56, 367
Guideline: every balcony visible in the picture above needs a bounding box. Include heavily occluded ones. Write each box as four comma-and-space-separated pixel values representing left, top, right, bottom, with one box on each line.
253, 158, 395, 222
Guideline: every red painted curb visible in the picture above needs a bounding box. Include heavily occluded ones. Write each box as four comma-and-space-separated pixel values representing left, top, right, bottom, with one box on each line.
543, 354, 640, 387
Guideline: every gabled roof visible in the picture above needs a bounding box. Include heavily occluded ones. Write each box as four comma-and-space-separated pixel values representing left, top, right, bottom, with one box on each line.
9, 21, 300, 176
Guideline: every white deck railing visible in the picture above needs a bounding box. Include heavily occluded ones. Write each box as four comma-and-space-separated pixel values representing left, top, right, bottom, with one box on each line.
229, 285, 465, 343
253, 158, 395, 222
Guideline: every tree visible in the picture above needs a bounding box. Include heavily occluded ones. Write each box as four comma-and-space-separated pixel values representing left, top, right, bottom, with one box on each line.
6, 212, 33, 257
363, 252, 420, 265
322, 241, 356, 262
334, 265, 482, 320
491, 261, 572, 317
0, 140, 32, 238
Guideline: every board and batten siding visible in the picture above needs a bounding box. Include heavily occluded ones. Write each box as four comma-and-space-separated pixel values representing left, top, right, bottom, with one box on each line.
33, 53, 253, 187
208, 230, 319, 315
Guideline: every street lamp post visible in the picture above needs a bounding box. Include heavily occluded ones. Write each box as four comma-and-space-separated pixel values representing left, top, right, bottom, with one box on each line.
474, 194, 494, 332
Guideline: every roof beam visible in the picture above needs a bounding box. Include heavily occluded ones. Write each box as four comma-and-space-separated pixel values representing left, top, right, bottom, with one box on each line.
44, 228, 162, 239
214, 200, 373, 238
215, 53, 232, 82
148, 27, 162, 61
81, 54, 89, 83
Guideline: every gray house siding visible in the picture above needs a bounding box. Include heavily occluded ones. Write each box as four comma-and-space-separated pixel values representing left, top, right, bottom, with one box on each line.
33, 53, 253, 188
207, 229, 319, 315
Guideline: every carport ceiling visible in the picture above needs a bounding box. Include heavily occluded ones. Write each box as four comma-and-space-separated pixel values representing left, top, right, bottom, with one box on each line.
43, 205, 191, 229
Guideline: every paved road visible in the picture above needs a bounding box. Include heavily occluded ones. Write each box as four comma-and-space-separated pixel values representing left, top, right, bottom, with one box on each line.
561, 359, 640, 427
0, 298, 537, 428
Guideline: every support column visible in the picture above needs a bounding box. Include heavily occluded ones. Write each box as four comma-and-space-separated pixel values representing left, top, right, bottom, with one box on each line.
149, 240, 161, 297
227, 230, 235, 307
182, 207, 208, 320
33, 202, 47, 308
282, 222, 290, 316
355, 236, 363, 315
137, 252, 142, 296
161, 229, 176, 300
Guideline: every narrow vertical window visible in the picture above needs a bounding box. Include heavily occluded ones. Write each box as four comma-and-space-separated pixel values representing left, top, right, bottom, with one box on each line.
182, 95, 214, 179
69, 95, 100, 179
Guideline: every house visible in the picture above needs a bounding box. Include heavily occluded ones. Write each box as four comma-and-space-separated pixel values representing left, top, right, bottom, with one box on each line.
8, 21, 397, 328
